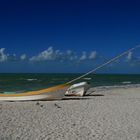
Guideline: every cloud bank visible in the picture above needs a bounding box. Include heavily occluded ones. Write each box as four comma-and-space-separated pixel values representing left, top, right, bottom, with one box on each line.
0, 47, 98, 63
0, 47, 139, 67
29, 47, 97, 62
30, 47, 63, 61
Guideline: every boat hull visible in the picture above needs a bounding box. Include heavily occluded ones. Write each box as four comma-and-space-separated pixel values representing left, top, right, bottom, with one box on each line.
0, 84, 69, 101
0, 93, 64, 101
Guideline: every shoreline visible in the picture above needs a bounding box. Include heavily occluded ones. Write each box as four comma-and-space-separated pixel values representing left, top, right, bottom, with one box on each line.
90, 83, 140, 92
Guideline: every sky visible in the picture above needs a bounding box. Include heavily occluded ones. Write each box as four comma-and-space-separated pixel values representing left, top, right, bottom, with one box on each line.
0, 0, 140, 73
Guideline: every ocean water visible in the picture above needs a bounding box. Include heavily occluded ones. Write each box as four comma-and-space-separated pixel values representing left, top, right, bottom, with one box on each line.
0, 73, 140, 93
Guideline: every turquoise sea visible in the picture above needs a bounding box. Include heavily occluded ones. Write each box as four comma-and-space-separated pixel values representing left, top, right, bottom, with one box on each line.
0, 73, 140, 93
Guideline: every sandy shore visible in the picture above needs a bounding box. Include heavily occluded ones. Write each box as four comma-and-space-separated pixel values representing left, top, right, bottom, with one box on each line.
1, 85, 140, 140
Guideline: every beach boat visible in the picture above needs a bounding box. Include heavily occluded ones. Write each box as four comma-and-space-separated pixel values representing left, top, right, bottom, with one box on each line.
65, 82, 90, 96
0, 82, 89, 101
0, 84, 69, 101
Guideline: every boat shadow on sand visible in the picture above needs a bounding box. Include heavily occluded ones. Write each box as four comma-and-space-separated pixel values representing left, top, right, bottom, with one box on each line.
63, 93, 104, 101
85, 90, 104, 97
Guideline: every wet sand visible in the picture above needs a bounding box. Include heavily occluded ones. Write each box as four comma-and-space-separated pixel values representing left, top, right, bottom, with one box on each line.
1, 85, 140, 140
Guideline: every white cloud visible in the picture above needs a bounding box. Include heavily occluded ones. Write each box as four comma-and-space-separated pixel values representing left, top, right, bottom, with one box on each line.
20, 54, 27, 60
66, 50, 78, 61
0, 48, 27, 62
0, 48, 8, 62
79, 51, 87, 61
126, 51, 132, 61
30, 47, 57, 61
89, 51, 97, 59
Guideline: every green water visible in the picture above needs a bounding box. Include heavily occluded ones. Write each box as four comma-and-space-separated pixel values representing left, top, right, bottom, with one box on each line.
0, 73, 140, 93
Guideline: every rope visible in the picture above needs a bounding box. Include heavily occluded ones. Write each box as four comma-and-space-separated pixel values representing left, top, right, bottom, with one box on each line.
66, 45, 140, 84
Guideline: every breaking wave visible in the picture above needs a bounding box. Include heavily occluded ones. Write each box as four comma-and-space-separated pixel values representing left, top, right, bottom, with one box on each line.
26, 79, 38, 81
121, 81, 132, 84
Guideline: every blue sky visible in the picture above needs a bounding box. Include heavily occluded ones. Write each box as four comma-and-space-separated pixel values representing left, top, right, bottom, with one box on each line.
0, 0, 140, 73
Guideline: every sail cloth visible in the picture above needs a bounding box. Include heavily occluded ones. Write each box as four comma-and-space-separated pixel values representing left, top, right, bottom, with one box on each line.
0, 45, 140, 101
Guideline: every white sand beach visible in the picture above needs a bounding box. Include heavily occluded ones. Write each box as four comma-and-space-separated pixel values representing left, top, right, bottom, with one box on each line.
1, 85, 140, 140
